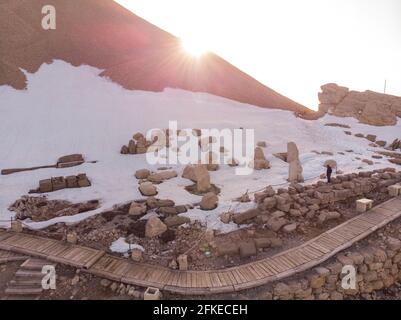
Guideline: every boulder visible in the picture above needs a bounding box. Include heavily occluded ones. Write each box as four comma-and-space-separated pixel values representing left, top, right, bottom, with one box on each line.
128, 140, 136, 154
233, 209, 260, 224
200, 192, 218, 210
194, 165, 211, 193
129, 202, 147, 216
39, 179, 53, 193
131, 249, 143, 262
267, 216, 288, 232
283, 223, 297, 233
147, 170, 178, 183
139, 182, 157, 196
182, 165, 197, 182
120, 145, 129, 154
164, 216, 190, 227
145, 216, 167, 238
51, 176, 67, 191
253, 147, 270, 170
66, 175, 78, 188
239, 241, 257, 258
135, 169, 150, 179
77, 174, 91, 187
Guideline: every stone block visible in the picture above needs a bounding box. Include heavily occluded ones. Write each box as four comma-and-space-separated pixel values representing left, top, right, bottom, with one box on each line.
356, 198, 373, 212
144, 287, 162, 300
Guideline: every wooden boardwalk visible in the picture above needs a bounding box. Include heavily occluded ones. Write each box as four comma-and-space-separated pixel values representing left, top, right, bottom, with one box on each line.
1, 197, 401, 295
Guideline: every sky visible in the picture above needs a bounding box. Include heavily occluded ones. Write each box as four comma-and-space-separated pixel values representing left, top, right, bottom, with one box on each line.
116, 0, 401, 110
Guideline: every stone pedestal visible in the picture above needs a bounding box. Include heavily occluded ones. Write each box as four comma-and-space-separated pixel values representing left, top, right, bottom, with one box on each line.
388, 185, 401, 197
66, 232, 78, 244
131, 249, 143, 262
144, 287, 162, 300
177, 254, 188, 271
356, 198, 373, 212
11, 220, 23, 233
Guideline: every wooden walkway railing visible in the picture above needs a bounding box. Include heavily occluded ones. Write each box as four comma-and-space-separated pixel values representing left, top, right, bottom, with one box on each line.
1, 197, 401, 295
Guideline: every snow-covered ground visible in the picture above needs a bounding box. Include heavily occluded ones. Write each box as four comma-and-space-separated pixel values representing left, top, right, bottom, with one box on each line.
1, 60, 400, 232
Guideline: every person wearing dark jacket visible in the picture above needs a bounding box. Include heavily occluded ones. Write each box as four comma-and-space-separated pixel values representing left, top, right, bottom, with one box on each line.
326, 165, 333, 183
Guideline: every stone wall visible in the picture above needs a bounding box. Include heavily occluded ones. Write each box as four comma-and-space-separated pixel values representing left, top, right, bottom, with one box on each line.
232, 168, 401, 229
261, 236, 401, 300
318, 83, 401, 126
30, 173, 91, 193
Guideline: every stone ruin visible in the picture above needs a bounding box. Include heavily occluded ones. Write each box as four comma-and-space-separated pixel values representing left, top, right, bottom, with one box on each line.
121, 132, 154, 155
9, 196, 99, 222
30, 173, 91, 193
253, 147, 271, 170
229, 168, 401, 230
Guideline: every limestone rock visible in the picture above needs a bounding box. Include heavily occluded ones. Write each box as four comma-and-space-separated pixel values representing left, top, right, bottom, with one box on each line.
194, 165, 211, 193
145, 216, 167, 238
139, 182, 157, 196
129, 202, 147, 215
135, 169, 150, 179
200, 192, 218, 210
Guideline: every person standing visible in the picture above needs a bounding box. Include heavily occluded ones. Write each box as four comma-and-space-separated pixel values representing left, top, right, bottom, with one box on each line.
326, 165, 333, 183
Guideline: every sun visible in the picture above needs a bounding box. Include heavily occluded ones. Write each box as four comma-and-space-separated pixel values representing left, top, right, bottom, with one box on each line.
181, 38, 209, 57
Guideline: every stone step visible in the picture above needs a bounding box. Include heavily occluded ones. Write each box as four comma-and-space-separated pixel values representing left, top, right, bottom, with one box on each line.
5, 286, 42, 296
9, 279, 43, 287
20, 258, 53, 271
15, 270, 44, 279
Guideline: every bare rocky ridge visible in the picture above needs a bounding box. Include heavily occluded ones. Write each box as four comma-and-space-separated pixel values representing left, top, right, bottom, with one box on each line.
318, 83, 401, 126
0, 0, 313, 116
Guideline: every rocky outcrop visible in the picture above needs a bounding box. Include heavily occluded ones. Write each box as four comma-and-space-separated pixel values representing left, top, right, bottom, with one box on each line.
318, 83, 401, 126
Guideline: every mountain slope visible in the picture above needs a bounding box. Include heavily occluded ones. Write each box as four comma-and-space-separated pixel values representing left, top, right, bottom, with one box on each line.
0, 0, 313, 114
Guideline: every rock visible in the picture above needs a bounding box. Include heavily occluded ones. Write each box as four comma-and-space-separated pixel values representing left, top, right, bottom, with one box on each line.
318, 211, 341, 223
164, 216, 190, 227
139, 182, 157, 196
100, 279, 111, 287
267, 216, 288, 232
254, 238, 271, 249
288, 160, 304, 183
273, 153, 287, 162
131, 249, 143, 262
362, 159, 374, 165
57, 154, 84, 164
217, 242, 239, 256
135, 169, 150, 179
168, 259, 178, 270
194, 165, 211, 192
71, 275, 80, 286
77, 174, 91, 187
39, 179, 53, 193
257, 141, 267, 148
177, 254, 188, 271
66, 232, 78, 244
182, 165, 197, 181
66, 176, 78, 188
220, 212, 232, 224
253, 147, 270, 170
239, 241, 257, 258
133, 132, 145, 141
318, 83, 401, 126
200, 192, 218, 210
52, 176, 67, 191
147, 170, 178, 183
120, 145, 129, 154
129, 202, 147, 216
145, 216, 167, 238
376, 140, 386, 147
366, 134, 377, 142
227, 158, 239, 167
233, 209, 259, 224
283, 223, 297, 233
128, 140, 137, 154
